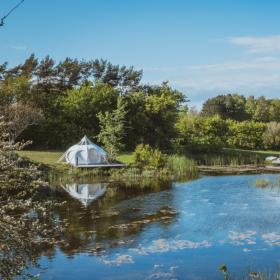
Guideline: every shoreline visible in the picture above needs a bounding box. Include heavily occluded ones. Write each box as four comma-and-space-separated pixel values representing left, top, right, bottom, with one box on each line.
198, 165, 280, 175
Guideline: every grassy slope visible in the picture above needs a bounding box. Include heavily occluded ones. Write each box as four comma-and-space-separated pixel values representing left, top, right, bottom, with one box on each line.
18, 150, 134, 167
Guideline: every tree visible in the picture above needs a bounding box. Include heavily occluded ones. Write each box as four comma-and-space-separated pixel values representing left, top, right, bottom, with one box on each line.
269, 99, 280, 122
0, 75, 31, 105
62, 82, 119, 136
0, 118, 65, 279
1, 103, 42, 143
263, 122, 280, 150
143, 82, 186, 149
97, 97, 127, 159
252, 96, 270, 122
245, 95, 256, 119
91, 59, 143, 92
201, 94, 247, 121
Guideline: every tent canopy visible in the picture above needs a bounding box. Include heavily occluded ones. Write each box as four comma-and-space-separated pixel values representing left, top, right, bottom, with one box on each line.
58, 136, 109, 166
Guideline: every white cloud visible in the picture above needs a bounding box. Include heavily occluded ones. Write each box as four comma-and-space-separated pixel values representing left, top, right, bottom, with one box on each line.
144, 56, 280, 94
167, 56, 280, 108
142, 38, 280, 108
228, 35, 280, 53
10, 45, 27, 51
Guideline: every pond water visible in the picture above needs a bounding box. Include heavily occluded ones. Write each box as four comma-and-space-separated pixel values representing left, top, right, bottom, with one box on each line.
32, 174, 280, 279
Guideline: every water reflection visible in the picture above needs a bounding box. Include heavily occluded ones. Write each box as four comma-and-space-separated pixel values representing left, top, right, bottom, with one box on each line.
52, 180, 176, 257
62, 183, 107, 206
30, 174, 280, 279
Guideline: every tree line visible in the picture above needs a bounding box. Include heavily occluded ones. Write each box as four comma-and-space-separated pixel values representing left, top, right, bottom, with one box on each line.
0, 55, 185, 153
1, 55, 280, 154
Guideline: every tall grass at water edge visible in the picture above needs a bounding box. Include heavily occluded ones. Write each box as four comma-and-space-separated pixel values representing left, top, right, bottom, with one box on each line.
190, 149, 267, 166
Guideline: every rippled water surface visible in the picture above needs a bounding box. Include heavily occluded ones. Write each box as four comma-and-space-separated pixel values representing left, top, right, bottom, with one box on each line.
33, 174, 280, 279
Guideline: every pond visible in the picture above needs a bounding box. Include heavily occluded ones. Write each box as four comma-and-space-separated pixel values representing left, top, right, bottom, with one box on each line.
30, 174, 280, 279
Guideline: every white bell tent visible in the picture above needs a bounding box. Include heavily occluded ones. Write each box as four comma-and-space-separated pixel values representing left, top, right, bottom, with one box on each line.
58, 136, 124, 167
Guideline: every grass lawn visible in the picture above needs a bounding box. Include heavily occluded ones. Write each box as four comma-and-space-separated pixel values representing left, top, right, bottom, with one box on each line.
17, 150, 64, 167
17, 150, 134, 167
17, 148, 280, 169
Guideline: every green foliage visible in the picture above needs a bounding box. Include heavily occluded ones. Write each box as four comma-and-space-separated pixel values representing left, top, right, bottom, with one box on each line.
166, 155, 198, 178
121, 82, 186, 150
201, 94, 248, 121
226, 120, 266, 149
0, 119, 66, 279
3, 54, 280, 155
202, 94, 280, 123
263, 122, 280, 150
191, 148, 266, 166
175, 114, 228, 152
97, 97, 127, 159
133, 144, 166, 169
0, 75, 31, 105
253, 96, 270, 122
269, 99, 280, 122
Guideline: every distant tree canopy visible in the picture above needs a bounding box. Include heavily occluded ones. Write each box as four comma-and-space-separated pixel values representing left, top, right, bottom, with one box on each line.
201, 94, 247, 121
201, 94, 280, 123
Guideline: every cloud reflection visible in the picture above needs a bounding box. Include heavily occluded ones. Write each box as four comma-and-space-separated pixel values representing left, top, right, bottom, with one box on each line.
131, 238, 211, 255
262, 232, 280, 246
228, 231, 256, 246
101, 254, 134, 266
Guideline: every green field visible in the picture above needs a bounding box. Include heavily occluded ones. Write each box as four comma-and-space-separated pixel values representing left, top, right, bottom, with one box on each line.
18, 150, 134, 167
17, 148, 280, 170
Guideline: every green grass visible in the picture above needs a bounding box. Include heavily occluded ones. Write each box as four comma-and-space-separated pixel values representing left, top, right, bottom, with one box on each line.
17, 150, 133, 167
17, 148, 280, 170
17, 150, 64, 167
116, 153, 134, 164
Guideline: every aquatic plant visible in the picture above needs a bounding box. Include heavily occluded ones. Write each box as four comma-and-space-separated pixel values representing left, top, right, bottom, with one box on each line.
255, 179, 270, 188
219, 264, 280, 280
166, 155, 198, 179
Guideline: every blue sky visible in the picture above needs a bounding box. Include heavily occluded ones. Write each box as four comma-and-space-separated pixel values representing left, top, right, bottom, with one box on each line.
1, 0, 280, 107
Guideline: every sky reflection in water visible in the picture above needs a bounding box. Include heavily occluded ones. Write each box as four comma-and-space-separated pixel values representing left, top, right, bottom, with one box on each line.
35, 174, 280, 280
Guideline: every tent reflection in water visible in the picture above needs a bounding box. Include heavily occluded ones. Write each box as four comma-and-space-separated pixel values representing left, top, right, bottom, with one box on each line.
58, 135, 124, 167
63, 183, 107, 206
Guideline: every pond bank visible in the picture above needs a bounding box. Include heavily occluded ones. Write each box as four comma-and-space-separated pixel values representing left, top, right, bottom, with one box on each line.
198, 164, 280, 175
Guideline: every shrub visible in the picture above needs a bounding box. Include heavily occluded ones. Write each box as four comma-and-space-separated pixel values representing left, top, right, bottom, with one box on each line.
133, 144, 166, 169
175, 114, 228, 153
226, 120, 266, 150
